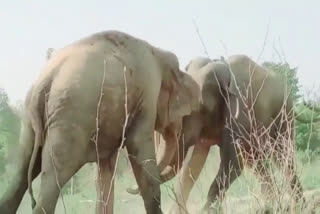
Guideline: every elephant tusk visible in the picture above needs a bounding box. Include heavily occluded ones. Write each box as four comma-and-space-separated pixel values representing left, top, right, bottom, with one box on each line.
233, 97, 240, 119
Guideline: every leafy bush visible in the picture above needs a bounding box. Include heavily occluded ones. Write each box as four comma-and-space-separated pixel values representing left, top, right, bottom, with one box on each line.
0, 88, 21, 175
263, 62, 320, 157
0, 134, 7, 176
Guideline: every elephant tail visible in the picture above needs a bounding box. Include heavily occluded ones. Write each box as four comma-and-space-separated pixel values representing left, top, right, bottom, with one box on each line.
27, 55, 66, 209
27, 89, 46, 209
27, 83, 52, 209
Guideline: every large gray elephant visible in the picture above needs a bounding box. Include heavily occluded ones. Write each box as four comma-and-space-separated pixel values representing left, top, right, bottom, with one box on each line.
0, 30, 200, 214
128, 55, 308, 213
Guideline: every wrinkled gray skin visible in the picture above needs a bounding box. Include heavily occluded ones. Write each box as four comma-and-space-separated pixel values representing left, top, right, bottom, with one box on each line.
0, 31, 200, 214
127, 55, 305, 213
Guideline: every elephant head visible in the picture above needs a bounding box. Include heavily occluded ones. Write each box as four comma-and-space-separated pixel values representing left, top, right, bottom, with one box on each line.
126, 57, 241, 196
159, 57, 240, 179
185, 56, 211, 72
186, 57, 239, 119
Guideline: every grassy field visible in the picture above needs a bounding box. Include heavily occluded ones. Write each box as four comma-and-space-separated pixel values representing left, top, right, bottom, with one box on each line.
1, 146, 320, 213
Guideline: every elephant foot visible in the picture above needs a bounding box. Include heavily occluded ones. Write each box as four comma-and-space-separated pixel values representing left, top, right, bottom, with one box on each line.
126, 184, 140, 195
263, 208, 273, 214
0, 206, 12, 214
167, 204, 188, 214
0, 199, 19, 214
201, 201, 222, 214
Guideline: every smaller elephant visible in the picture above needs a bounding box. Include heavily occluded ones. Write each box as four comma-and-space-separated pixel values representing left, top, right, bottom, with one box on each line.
171, 55, 306, 213
0, 30, 200, 214
129, 55, 307, 213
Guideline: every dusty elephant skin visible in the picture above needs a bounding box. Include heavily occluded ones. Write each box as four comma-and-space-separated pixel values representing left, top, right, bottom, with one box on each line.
0, 30, 200, 214
151, 55, 306, 213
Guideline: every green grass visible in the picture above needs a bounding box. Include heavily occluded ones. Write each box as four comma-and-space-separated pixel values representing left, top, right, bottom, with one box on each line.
0, 147, 319, 213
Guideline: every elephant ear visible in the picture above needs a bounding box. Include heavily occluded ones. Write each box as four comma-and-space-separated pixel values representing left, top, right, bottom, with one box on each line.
168, 72, 200, 125
160, 54, 196, 121
168, 87, 191, 124
155, 50, 200, 131
152, 47, 183, 86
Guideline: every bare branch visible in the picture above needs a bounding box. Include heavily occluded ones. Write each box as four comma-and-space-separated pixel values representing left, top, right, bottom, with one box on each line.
192, 19, 210, 57
106, 65, 130, 207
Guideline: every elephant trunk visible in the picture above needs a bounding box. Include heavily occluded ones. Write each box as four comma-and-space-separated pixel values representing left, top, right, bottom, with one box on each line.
126, 122, 195, 195
159, 140, 188, 183
159, 114, 203, 182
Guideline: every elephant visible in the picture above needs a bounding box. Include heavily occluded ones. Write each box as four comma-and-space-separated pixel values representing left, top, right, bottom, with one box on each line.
127, 55, 307, 213
0, 30, 200, 214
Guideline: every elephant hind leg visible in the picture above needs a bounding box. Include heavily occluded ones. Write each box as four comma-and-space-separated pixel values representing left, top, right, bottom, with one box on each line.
286, 158, 305, 203
33, 125, 87, 214
95, 154, 117, 214
0, 121, 41, 214
275, 154, 305, 203
288, 170, 304, 203
250, 160, 275, 200
274, 114, 305, 203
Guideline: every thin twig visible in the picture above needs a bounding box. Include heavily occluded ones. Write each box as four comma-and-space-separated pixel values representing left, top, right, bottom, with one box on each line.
105, 65, 130, 209
192, 19, 210, 57
93, 59, 108, 202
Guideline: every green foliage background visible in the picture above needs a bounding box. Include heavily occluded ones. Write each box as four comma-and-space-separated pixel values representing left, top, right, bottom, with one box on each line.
263, 61, 320, 158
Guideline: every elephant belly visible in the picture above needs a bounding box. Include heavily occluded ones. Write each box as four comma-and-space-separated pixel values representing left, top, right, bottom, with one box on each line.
45, 79, 141, 163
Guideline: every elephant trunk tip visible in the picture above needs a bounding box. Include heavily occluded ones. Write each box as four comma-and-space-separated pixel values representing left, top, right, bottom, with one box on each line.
31, 196, 36, 209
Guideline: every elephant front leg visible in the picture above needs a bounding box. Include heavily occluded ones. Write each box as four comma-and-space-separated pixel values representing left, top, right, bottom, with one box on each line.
125, 115, 162, 214
168, 141, 210, 214
126, 128, 182, 197
95, 154, 117, 214
202, 131, 243, 213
